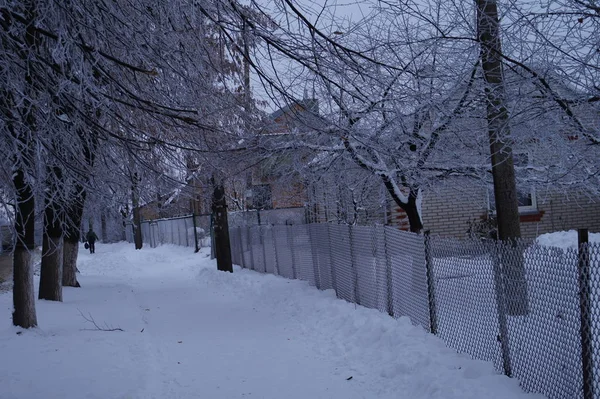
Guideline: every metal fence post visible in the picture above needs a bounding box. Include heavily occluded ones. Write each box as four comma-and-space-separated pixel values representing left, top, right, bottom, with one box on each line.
260, 226, 267, 273
171, 220, 175, 244
272, 226, 280, 276
210, 213, 216, 260
492, 240, 513, 377
382, 226, 394, 317
247, 226, 255, 270
348, 224, 360, 305
423, 231, 438, 335
309, 224, 322, 290
192, 214, 199, 252
288, 225, 297, 279
228, 227, 235, 265
578, 228, 594, 399
327, 224, 338, 298
237, 226, 246, 267
184, 218, 189, 247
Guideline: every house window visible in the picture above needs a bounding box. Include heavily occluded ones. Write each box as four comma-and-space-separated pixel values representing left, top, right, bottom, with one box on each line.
249, 184, 273, 210
488, 153, 537, 213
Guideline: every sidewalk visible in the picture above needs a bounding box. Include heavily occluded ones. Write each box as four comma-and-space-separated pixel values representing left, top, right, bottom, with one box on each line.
0, 243, 543, 399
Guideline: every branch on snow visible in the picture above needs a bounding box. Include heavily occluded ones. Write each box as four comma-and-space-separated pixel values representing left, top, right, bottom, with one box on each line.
78, 309, 124, 332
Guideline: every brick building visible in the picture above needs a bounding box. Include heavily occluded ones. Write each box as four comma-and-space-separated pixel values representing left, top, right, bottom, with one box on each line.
390, 183, 600, 239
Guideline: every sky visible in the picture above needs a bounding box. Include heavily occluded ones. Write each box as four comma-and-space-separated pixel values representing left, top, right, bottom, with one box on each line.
248, 0, 373, 113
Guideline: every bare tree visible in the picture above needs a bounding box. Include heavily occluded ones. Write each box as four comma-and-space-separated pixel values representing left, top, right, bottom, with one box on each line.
212, 0, 600, 235
1, 0, 262, 325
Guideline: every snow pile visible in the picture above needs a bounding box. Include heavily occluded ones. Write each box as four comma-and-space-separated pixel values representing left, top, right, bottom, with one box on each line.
536, 229, 600, 251
0, 242, 542, 399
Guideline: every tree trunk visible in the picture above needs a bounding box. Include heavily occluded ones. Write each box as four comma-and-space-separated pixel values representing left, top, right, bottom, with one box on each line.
404, 190, 423, 234
63, 184, 86, 287
131, 172, 143, 250
382, 178, 423, 233
39, 234, 63, 301
132, 206, 143, 250
12, 169, 37, 328
62, 239, 80, 287
39, 166, 63, 301
476, 0, 528, 316
101, 210, 107, 242
476, 0, 521, 241
120, 208, 128, 242
12, 0, 39, 327
212, 183, 233, 273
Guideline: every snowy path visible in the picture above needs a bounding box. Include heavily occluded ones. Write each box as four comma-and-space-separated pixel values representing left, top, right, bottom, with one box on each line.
0, 243, 543, 399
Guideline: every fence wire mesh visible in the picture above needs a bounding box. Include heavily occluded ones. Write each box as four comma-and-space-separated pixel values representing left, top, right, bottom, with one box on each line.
229, 223, 600, 399
126, 214, 211, 249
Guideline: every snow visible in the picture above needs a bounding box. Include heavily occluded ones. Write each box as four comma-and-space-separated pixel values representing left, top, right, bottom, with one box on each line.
537, 229, 600, 251
0, 242, 542, 399
430, 231, 594, 398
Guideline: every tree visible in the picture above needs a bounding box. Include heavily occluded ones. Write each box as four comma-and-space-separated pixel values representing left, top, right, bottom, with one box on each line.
0, 0, 44, 327
212, 180, 233, 273
1, 0, 261, 324
214, 0, 600, 235
476, 0, 521, 241
215, 1, 485, 232
63, 126, 99, 288
38, 162, 64, 301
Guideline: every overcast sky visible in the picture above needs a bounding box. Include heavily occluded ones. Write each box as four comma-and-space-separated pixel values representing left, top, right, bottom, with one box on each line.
249, 0, 377, 112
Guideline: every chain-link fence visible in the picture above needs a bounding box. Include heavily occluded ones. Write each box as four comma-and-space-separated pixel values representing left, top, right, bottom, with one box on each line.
229, 223, 600, 399
228, 207, 306, 227
126, 214, 212, 249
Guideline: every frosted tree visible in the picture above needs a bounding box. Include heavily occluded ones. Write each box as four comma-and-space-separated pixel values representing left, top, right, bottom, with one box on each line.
212, 1, 484, 232
214, 0, 600, 234
1, 0, 261, 324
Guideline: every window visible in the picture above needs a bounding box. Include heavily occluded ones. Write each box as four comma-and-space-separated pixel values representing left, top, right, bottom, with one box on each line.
488, 153, 537, 213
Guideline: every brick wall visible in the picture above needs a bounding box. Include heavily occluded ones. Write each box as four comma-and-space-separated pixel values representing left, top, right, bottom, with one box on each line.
414, 185, 600, 239
419, 185, 489, 238
521, 193, 600, 238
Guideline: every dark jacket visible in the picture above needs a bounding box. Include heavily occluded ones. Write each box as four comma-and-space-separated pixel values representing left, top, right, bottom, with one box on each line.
86, 231, 98, 243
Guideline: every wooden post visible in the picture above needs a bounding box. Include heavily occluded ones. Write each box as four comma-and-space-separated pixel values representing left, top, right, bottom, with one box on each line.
212, 183, 233, 273
578, 229, 594, 399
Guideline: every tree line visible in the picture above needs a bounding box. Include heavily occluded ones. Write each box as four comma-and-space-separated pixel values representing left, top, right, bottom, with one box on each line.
1, 0, 599, 327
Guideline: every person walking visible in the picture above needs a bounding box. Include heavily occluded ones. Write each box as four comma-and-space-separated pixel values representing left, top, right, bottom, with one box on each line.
86, 228, 99, 254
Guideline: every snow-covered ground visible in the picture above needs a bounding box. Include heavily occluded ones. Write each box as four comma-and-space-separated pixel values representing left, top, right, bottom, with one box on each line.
0, 242, 542, 399
537, 230, 600, 251
431, 230, 595, 398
